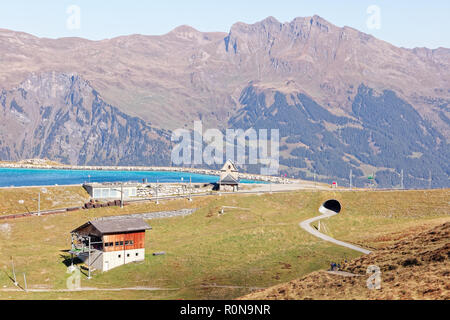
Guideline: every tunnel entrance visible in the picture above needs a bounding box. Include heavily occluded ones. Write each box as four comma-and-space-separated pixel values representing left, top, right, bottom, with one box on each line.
322, 200, 342, 214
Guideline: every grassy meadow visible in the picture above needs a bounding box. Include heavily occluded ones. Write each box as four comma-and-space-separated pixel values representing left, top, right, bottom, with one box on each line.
0, 186, 90, 216
0, 188, 448, 300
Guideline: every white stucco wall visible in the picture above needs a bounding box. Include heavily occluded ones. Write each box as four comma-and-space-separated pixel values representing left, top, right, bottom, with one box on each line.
101, 249, 145, 272
91, 187, 137, 200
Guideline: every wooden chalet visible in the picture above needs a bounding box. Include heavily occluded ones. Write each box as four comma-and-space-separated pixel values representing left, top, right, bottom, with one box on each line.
70, 218, 151, 272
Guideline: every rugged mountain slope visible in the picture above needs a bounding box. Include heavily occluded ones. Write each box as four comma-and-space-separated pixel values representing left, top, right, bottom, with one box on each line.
0, 16, 449, 186
230, 83, 449, 188
0, 16, 448, 134
0, 27, 233, 130
242, 222, 450, 300
0, 72, 170, 165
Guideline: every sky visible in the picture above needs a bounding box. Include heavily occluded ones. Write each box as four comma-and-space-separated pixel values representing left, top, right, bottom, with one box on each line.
0, 0, 449, 49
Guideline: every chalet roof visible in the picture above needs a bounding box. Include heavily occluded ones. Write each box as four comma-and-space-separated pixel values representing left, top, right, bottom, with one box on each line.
72, 218, 151, 235
219, 174, 239, 185
220, 160, 238, 172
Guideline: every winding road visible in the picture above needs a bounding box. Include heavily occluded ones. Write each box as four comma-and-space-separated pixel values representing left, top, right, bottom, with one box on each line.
299, 207, 372, 255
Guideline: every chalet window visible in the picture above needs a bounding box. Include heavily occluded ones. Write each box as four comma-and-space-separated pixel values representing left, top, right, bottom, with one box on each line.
136, 253, 139, 257
120, 241, 124, 246
129, 240, 134, 245
127, 254, 130, 257
118, 255, 121, 258
125, 241, 130, 245
104, 243, 109, 247
115, 242, 119, 246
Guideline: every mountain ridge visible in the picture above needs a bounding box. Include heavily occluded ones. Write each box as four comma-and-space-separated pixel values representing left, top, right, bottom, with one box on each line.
0, 15, 449, 187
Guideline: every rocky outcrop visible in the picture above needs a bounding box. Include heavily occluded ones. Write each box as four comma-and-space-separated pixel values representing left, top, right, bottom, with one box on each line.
0, 72, 171, 165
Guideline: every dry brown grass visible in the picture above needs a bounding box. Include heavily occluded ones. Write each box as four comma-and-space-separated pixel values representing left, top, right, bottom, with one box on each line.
0, 186, 90, 216
242, 222, 450, 300
0, 189, 448, 300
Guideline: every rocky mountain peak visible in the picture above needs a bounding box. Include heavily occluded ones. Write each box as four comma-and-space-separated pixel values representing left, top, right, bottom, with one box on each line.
14, 72, 96, 114
167, 25, 211, 42
225, 15, 342, 55
20, 72, 90, 94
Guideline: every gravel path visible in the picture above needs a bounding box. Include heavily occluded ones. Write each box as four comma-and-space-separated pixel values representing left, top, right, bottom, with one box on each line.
299, 211, 372, 255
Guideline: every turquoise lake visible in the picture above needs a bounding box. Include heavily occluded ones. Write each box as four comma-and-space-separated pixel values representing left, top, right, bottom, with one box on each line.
0, 168, 262, 187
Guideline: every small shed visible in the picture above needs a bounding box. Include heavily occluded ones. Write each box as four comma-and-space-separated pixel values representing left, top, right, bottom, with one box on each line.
70, 217, 151, 272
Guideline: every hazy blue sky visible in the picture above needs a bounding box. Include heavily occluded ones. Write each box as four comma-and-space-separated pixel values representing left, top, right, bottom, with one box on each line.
0, 0, 449, 48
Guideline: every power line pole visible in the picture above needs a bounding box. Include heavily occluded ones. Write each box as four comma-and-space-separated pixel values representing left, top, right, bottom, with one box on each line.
120, 183, 124, 209
23, 273, 27, 292
349, 169, 353, 190
188, 176, 192, 202
37, 191, 40, 216
11, 257, 18, 286
429, 170, 432, 190
155, 180, 159, 205
400, 169, 404, 190
87, 236, 92, 280
373, 171, 376, 189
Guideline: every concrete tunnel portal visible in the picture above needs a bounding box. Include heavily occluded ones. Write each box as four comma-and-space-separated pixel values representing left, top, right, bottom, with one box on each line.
321, 200, 342, 214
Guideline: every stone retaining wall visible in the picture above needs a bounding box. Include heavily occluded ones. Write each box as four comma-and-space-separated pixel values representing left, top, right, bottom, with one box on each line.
97, 209, 197, 221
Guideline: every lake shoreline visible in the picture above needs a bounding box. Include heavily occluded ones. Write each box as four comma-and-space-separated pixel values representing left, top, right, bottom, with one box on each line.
0, 163, 297, 184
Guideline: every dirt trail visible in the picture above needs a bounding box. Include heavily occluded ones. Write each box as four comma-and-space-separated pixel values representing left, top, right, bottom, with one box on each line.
299, 210, 372, 255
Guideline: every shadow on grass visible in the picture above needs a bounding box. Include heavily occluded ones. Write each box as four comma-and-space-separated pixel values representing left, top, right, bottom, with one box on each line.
60, 254, 91, 278
2, 270, 25, 291
60, 254, 83, 268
